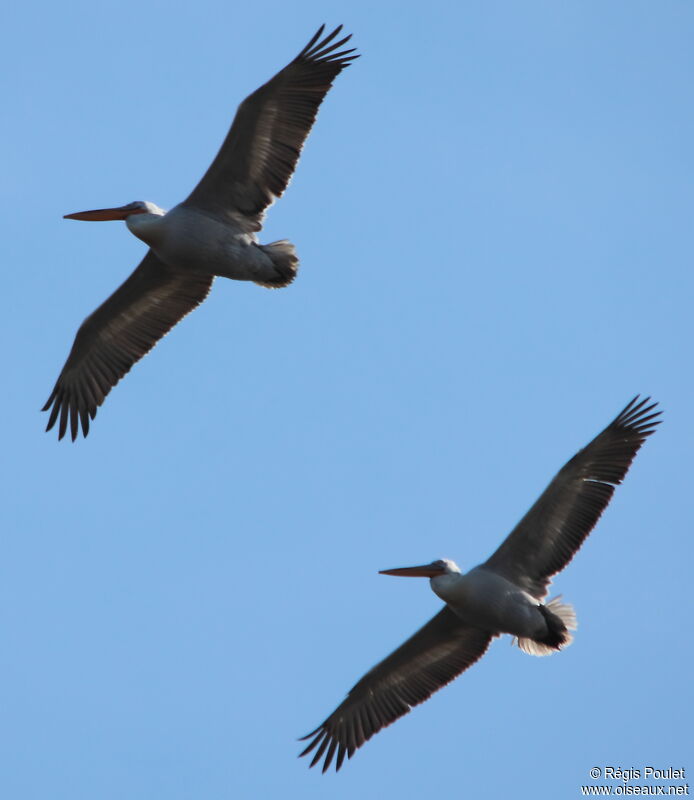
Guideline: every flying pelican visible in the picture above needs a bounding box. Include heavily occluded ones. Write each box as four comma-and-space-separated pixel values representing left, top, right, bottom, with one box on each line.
300, 396, 660, 772
43, 26, 358, 440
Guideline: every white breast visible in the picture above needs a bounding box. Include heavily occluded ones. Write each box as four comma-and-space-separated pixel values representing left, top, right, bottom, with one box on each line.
432, 567, 542, 637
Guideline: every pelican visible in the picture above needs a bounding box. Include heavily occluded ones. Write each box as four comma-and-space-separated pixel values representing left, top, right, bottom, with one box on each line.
300, 396, 661, 772
43, 26, 358, 440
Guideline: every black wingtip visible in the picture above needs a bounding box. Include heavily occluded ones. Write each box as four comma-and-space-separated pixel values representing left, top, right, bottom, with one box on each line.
309, 730, 330, 769
42, 390, 90, 442
299, 25, 328, 57
307, 24, 326, 48
298, 727, 330, 769
44, 393, 61, 433
298, 726, 321, 743
321, 738, 338, 773
298, 24, 359, 66
299, 727, 350, 773
613, 395, 662, 435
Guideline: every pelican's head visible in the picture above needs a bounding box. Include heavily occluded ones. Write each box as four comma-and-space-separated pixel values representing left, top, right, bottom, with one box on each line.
63, 200, 164, 222
379, 558, 461, 579
64, 201, 166, 244
380, 559, 463, 603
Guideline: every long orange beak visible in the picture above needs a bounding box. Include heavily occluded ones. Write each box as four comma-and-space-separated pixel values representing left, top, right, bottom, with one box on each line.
64, 202, 145, 221
379, 562, 446, 578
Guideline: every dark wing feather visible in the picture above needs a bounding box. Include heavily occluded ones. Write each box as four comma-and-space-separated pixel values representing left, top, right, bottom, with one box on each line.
483, 396, 661, 598
185, 25, 358, 229
299, 607, 492, 772
43, 251, 213, 441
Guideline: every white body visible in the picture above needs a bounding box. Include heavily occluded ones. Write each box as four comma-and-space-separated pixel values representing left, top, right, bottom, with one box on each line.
127, 203, 280, 283
431, 564, 547, 640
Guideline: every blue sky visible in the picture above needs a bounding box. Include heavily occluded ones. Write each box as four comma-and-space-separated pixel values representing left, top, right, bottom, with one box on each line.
2, 1, 692, 798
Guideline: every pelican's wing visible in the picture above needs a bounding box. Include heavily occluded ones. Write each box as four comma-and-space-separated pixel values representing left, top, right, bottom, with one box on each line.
483, 397, 661, 598
43, 251, 213, 441
185, 25, 358, 230
299, 607, 493, 772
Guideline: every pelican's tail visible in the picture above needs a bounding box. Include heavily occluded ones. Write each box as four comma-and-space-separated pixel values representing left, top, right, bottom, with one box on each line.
515, 596, 577, 657
255, 240, 299, 288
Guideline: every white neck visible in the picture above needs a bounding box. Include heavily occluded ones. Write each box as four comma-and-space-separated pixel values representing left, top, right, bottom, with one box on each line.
430, 570, 465, 604
126, 202, 166, 244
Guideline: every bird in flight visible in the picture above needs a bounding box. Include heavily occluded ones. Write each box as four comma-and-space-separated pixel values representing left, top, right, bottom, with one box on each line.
43, 25, 358, 440
300, 396, 660, 772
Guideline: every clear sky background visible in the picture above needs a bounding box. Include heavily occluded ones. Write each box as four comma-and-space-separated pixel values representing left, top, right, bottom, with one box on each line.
2, 1, 692, 798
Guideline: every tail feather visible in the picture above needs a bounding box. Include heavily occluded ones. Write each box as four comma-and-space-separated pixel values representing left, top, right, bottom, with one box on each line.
255, 240, 299, 288
515, 596, 577, 657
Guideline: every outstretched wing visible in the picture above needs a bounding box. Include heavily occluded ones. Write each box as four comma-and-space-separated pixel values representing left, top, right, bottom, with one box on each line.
300, 607, 493, 772
483, 396, 661, 598
43, 251, 213, 441
185, 25, 358, 230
